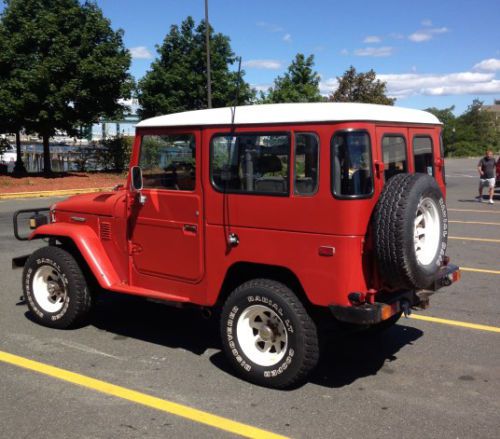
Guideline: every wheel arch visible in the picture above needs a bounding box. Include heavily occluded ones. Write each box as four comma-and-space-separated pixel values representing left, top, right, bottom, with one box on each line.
214, 261, 314, 312
30, 223, 120, 289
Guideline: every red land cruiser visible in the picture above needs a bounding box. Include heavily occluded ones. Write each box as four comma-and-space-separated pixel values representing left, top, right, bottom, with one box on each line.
13, 103, 460, 388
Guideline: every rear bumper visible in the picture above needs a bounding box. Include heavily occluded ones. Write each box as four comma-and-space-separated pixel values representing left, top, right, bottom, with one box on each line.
329, 264, 460, 325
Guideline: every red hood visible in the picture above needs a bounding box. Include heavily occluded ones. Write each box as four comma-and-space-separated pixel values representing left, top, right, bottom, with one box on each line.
54, 191, 126, 217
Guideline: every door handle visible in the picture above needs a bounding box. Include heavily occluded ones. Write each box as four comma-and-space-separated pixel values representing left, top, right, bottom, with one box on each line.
183, 224, 197, 234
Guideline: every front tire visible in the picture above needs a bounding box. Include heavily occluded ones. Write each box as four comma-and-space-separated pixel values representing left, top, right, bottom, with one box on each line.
220, 279, 319, 389
23, 246, 93, 329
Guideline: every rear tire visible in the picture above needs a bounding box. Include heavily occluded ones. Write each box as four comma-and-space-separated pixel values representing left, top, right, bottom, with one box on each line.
23, 246, 93, 329
220, 279, 319, 389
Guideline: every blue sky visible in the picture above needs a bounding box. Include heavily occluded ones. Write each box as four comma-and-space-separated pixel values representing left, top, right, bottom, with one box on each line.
5, 0, 500, 114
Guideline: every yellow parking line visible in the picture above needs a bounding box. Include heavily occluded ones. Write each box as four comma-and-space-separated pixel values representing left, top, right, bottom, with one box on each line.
460, 267, 500, 275
0, 351, 288, 439
449, 236, 500, 243
410, 315, 500, 333
449, 220, 500, 226
448, 208, 500, 214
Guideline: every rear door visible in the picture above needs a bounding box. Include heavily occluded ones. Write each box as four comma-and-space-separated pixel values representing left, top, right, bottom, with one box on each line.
409, 127, 445, 194
375, 126, 409, 189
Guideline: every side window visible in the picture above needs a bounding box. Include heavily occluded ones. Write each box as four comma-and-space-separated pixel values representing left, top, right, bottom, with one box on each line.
294, 133, 319, 195
382, 135, 407, 181
211, 133, 289, 195
331, 131, 373, 198
413, 136, 434, 176
139, 134, 196, 190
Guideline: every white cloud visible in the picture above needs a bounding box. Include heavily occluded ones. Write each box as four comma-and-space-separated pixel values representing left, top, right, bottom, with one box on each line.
354, 46, 393, 57
409, 26, 449, 42
378, 72, 500, 98
473, 58, 500, 72
421, 19, 433, 27
256, 21, 284, 33
408, 32, 432, 42
129, 46, 153, 59
283, 33, 292, 43
243, 59, 283, 70
340, 49, 349, 56
363, 35, 381, 43
318, 67, 500, 99
319, 77, 339, 95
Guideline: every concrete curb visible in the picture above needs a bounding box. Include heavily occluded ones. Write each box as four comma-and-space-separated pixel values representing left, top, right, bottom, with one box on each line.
0, 187, 112, 200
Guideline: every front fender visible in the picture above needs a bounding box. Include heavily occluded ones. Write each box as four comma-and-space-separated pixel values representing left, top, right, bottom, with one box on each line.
30, 223, 121, 289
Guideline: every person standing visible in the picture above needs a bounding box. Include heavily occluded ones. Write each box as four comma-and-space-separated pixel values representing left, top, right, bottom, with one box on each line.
476, 149, 496, 204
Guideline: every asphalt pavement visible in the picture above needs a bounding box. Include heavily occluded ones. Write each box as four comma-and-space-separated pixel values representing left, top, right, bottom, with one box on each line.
0, 158, 499, 438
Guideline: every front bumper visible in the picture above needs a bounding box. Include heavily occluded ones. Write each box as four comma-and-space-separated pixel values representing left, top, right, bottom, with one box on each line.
329, 264, 460, 325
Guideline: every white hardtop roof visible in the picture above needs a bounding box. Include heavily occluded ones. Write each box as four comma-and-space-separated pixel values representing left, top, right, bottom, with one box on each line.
136, 102, 442, 128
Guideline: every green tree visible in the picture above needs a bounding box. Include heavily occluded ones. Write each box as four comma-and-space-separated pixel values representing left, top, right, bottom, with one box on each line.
138, 17, 254, 118
0, 23, 27, 174
424, 106, 457, 155
329, 66, 395, 105
458, 99, 498, 148
261, 53, 322, 103
0, 0, 132, 174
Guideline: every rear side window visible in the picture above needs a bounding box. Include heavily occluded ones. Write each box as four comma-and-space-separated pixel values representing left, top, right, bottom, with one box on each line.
382, 135, 407, 181
294, 133, 319, 195
211, 133, 290, 195
139, 134, 196, 190
331, 131, 373, 198
413, 136, 434, 176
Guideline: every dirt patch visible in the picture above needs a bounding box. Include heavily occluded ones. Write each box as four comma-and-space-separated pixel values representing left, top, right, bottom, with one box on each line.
0, 172, 126, 194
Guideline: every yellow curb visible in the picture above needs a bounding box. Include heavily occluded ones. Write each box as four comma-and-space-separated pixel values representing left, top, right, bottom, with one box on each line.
0, 187, 112, 200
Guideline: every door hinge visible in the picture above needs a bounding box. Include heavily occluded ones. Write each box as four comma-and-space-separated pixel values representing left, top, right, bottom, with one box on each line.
131, 243, 143, 254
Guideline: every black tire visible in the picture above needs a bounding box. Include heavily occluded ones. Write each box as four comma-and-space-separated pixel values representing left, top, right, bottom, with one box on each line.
373, 173, 448, 290
23, 246, 93, 329
220, 279, 319, 389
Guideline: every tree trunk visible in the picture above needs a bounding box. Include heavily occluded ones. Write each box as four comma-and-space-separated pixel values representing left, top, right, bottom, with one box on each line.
13, 131, 27, 175
42, 134, 51, 175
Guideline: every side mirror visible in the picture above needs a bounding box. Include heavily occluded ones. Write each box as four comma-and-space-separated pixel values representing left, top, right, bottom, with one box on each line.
131, 166, 143, 191
130, 166, 147, 205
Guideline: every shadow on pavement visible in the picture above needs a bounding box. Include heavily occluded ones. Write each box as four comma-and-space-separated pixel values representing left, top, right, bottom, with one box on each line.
311, 324, 423, 388
24, 293, 423, 389
88, 293, 221, 356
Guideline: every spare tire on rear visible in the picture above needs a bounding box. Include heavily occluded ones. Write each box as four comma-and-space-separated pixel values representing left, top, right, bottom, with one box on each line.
373, 173, 448, 290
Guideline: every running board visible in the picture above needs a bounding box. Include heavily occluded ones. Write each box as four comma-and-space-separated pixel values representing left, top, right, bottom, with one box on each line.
108, 283, 190, 303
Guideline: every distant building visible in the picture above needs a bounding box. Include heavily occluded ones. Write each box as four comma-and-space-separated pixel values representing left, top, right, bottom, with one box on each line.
484, 99, 500, 125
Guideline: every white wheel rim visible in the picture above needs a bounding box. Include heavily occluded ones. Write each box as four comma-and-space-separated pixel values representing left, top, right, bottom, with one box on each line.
32, 265, 67, 313
414, 197, 441, 265
236, 305, 288, 367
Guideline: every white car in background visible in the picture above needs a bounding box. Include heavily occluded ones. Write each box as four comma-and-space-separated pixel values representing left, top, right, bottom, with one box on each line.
0, 139, 17, 172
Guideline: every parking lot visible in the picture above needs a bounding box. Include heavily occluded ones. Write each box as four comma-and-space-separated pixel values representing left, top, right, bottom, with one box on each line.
0, 157, 499, 439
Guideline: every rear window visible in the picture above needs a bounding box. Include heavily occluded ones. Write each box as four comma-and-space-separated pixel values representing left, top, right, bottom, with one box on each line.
382, 135, 407, 181
210, 133, 290, 195
413, 136, 434, 176
331, 131, 373, 198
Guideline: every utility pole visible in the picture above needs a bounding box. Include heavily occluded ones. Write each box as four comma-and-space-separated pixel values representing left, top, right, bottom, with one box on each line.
205, 0, 212, 108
